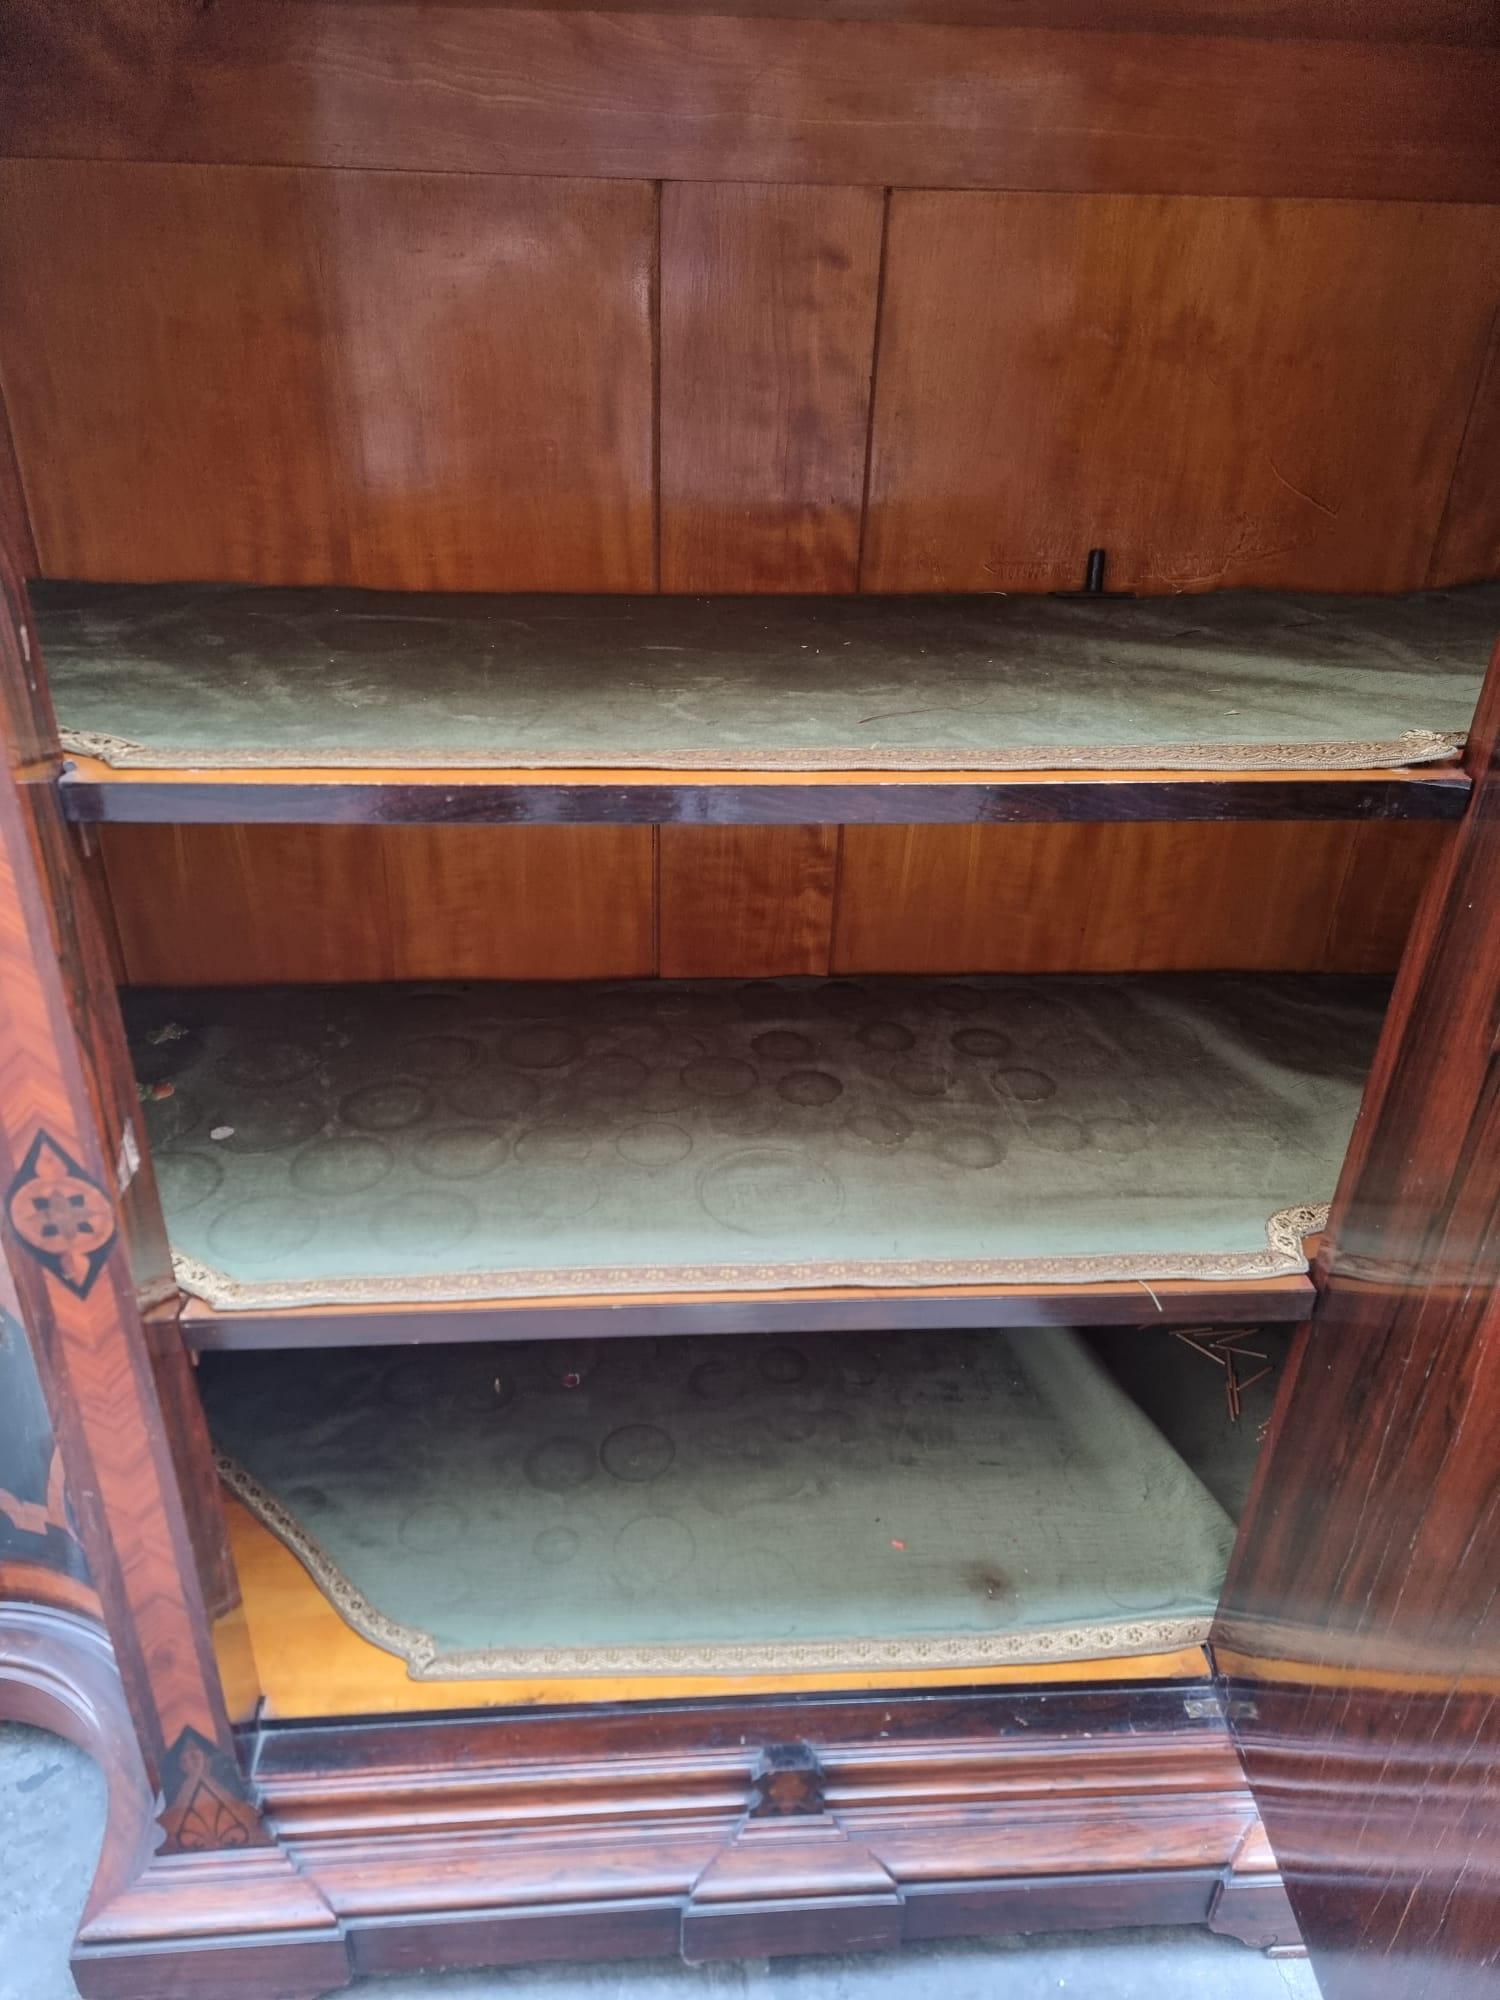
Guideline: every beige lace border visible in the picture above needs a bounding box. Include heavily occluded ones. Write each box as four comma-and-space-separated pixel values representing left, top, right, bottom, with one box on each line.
175, 1204, 1328, 1311
62, 726, 1463, 773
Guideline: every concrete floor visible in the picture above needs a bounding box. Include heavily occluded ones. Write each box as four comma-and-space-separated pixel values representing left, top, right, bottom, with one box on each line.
0, 1721, 1321, 2000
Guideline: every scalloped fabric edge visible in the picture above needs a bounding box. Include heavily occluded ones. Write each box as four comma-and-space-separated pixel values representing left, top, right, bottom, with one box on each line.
61, 726, 1464, 773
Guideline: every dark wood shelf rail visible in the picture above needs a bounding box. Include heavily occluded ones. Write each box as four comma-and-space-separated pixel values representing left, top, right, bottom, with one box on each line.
58, 764, 1471, 829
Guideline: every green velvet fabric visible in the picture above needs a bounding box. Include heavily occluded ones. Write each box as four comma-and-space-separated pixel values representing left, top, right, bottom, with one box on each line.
126, 975, 1386, 1308
203, 1327, 1239, 1676
38, 582, 1493, 770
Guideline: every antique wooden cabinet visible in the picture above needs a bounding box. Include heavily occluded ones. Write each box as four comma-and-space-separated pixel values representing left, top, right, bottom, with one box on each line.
1, 5, 1497, 1997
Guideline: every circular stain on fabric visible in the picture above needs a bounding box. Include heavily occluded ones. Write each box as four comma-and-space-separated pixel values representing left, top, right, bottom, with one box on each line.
936, 1128, 1006, 1169
845, 1107, 913, 1148
613, 1514, 695, 1590
993, 1067, 1057, 1105
208, 1196, 319, 1260
453, 1071, 540, 1122
777, 1069, 843, 1107
514, 1123, 593, 1165
933, 983, 985, 1015
1026, 1115, 1086, 1153
698, 1150, 843, 1236
412, 1127, 509, 1180
857, 1020, 914, 1053
291, 1135, 394, 1195
890, 1061, 950, 1099
214, 1093, 324, 1153
510, 1166, 602, 1223
398, 1502, 466, 1554
770, 1407, 819, 1443
216, 1039, 317, 1088
532, 1526, 580, 1565
751, 1029, 816, 1063
601, 1423, 676, 1483
615, 1121, 693, 1169
953, 1027, 1013, 1059
524, 1436, 597, 1493
688, 1356, 749, 1404
696, 1421, 808, 1511
153, 1150, 223, 1211
606, 1021, 707, 1065
341, 1079, 434, 1132
371, 1189, 478, 1256
682, 1057, 757, 1099
575, 1053, 648, 1096
399, 1034, 480, 1078
758, 1344, 810, 1385
501, 1025, 580, 1070
1086, 1117, 1147, 1154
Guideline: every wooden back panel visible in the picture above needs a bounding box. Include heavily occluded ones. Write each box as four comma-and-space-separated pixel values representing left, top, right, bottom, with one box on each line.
2, 6, 1494, 979
99, 819, 1446, 986
2, 167, 1497, 597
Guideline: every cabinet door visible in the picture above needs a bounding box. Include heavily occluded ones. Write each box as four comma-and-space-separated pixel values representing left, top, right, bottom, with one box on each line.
1215, 643, 1500, 2000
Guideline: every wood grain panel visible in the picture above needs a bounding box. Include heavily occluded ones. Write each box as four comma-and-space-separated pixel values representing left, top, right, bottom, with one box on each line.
660, 183, 884, 592
1076, 823, 1338, 972
0, 162, 345, 586
384, 828, 655, 980
833, 824, 1099, 973
102, 821, 1439, 985
659, 826, 837, 976
1428, 306, 1500, 587
101, 826, 655, 985
833, 823, 1436, 974
0, 392, 36, 581
1321, 822, 1454, 976
324, 172, 654, 591
5, 8, 1497, 203
863, 195, 1500, 595
0, 161, 655, 589
102, 826, 396, 986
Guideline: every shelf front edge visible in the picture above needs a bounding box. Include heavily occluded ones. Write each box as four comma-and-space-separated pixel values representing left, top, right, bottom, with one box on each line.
57, 765, 1472, 827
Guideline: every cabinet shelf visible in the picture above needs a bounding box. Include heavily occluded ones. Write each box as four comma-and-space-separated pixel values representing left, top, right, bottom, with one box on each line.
44, 581, 1489, 827
129, 970, 1380, 1344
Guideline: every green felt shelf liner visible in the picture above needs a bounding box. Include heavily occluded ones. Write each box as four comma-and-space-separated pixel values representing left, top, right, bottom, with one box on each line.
126, 974, 1387, 1309
203, 1327, 1240, 1678
38, 581, 1494, 772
